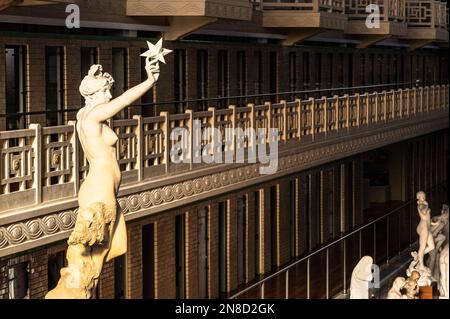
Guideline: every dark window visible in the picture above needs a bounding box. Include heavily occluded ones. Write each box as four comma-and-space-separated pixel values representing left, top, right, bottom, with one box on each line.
328, 52, 333, 88
237, 195, 247, 286
141, 48, 154, 117
8, 262, 29, 299
112, 48, 128, 119
290, 180, 297, 259
219, 201, 228, 294
198, 207, 209, 298
289, 52, 297, 100
80, 47, 98, 107
270, 185, 277, 269
269, 52, 277, 102
300, 175, 311, 252
174, 49, 187, 113
254, 190, 261, 276
217, 50, 228, 108
175, 214, 186, 298
348, 53, 353, 88
142, 223, 155, 299
45, 46, 65, 126
48, 250, 66, 291
5, 46, 27, 130
254, 51, 263, 105
315, 53, 322, 89
114, 254, 126, 299
302, 52, 310, 90
80, 47, 98, 78
197, 50, 208, 111
236, 51, 246, 106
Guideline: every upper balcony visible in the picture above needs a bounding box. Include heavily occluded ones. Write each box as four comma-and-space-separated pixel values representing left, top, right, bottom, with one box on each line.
126, 0, 253, 40
345, 0, 408, 47
402, 0, 449, 48
256, 0, 347, 45
0, 84, 448, 257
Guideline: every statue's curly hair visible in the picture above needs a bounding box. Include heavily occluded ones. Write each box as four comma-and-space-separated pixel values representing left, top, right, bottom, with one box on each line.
79, 64, 115, 98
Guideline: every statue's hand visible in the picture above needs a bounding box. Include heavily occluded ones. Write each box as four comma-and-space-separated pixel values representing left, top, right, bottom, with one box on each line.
146, 58, 160, 82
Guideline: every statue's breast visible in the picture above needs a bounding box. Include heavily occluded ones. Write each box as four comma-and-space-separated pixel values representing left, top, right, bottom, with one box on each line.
102, 124, 118, 146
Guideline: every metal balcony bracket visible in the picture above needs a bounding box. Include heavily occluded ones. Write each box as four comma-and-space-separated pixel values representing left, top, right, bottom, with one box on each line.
356, 34, 391, 49
164, 16, 218, 41
282, 28, 323, 46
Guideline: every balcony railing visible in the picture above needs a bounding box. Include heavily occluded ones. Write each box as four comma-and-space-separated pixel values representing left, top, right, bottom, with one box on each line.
406, 0, 449, 29
0, 84, 448, 213
260, 0, 345, 13
346, 0, 406, 22
229, 183, 448, 299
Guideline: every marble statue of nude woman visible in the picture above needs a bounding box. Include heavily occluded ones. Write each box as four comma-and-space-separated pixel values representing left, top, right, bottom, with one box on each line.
45, 40, 170, 298
415, 191, 435, 271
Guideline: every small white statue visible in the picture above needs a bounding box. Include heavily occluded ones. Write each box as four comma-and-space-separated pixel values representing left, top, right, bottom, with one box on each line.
415, 191, 435, 271
387, 277, 407, 299
428, 205, 449, 280
439, 243, 449, 299
350, 256, 373, 299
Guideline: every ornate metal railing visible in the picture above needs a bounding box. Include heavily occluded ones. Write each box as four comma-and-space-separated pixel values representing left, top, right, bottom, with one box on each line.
0, 84, 448, 213
261, 0, 345, 13
406, 0, 449, 29
346, 0, 406, 22
229, 183, 448, 299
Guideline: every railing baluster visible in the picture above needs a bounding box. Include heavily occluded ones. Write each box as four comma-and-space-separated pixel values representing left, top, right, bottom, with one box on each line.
326, 248, 329, 299
285, 269, 289, 299
307, 258, 311, 299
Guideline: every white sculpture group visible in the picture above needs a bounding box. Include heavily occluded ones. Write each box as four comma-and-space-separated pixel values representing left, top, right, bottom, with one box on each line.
350, 191, 448, 299
45, 39, 171, 299
387, 191, 449, 299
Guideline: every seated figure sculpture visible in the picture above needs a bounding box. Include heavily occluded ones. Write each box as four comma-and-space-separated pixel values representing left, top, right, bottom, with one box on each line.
387, 277, 407, 299
45, 48, 165, 298
403, 271, 421, 299
350, 256, 374, 299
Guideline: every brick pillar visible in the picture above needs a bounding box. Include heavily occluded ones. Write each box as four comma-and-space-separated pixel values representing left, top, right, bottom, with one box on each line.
65, 44, 81, 122
246, 191, 256, 283
278, 179, 290, 266
208, 202, 219, 298
320, 170, 328, 243
126, 223, 142, 299
227, 196, 238, 293
185, 209, 199, 299
155, 214, 176, 298
340, 163, 349, 233
98, 260, 115, 299
334, 165, 342, 236
0, 43, 5, 131
29, 250, 48, 299
28, 42, 46, 127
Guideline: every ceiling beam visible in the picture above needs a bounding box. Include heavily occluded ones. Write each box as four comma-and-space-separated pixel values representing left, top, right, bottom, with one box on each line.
282, 28, 323, 46
164, 16, 217, 41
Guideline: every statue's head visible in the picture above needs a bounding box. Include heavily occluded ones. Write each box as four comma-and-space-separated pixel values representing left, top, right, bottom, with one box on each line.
79, 65, 114, 106
416, 191, 426, 202
392, 277, 406, 292
410, 270, 421, 281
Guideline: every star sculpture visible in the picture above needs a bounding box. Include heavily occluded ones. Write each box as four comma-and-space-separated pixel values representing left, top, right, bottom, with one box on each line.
140, 38, 172, 64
